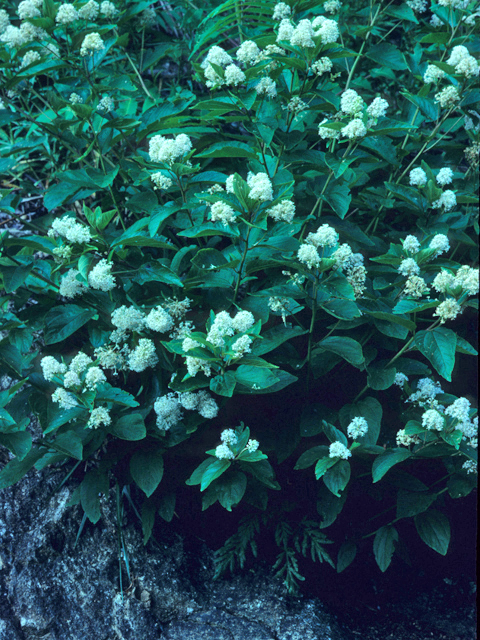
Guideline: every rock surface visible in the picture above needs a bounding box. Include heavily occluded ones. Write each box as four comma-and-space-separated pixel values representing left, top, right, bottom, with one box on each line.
0, 465, 345, 640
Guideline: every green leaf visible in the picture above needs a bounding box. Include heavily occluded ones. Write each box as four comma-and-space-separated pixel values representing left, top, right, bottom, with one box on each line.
191, 248, 228, 269
295, 446, 330, 470
141, 497, 156, 544
196, 141, 257, 159
373, 525, 398, 572
130, 449, 164, 497
210, 372, 236, 397
216, 470, 247, 511
96, 384, 139, 407
414, 510, 450, 555
0, 448, 44, 490
455, 336, 478, 356
367, 364, 396, 390
414, 328, 457, 381
320, 299, 361, 320
316, 336, 364, 366
402, 92, 439, 122
2, 264, 33, 293
317, 484, 347, 528
110, 414, 146, 440
323, 460, 351, 497
337, 540, 357, 573
54, 431, 83, 460
372, 449, 412, 483
44, 305, 96, 345
0, 431, 32, 460
367, 43, 408, 70
200, 458, 231, 491
158, 492, 176, 522
234, 366, 279, 390
251, 324, 307, 356
80, 469, 109, 524
314, 457, 337, 479
324, 183, 351, 219
396, 490, 436, 519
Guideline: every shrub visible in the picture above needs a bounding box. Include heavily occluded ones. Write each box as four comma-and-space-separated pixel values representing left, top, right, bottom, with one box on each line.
0, 0, 478, 592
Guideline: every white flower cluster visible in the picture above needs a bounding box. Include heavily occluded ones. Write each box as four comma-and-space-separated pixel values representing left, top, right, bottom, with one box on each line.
409, 167, 427, 187
290, 19, 315, 48
447, 45, 479, 78
87, 407, 111, 429
128, 338, 158, 372
341, 119, 367, 139
201, 45, 233, 88
423, 64, 445, 84
341, 89, 364, 115
462, 460, 477, 474
298, 224, 339, 269
432, 190, 456, 212
403, 276, 429, 299
329, 441, 351, 459
311, 16, 340, 44
149, 133, 192, 165
434, 86, 460, 108
422, 408, 444, 431
436, 167, 453, 186
41, 356, 68, 381
247, 172, 273, 201
154, 390, 218, 430
311, 57, 333, 75
80, 32, 104, 57
207, 309, 255, 348
18, 0, 42, 19
324, 0, 342, 13
236, 40, 261, 65
100, 1, 119, 18
151, 172, 173, 190
407, 378, 444, 408
255, 77, 277, 98
97, 96, 114, 113
398, 258, 420, 277
272, 2, 291, 20
287, 97, 308, 114
88, 259, 116, 291
407, 0, 428, 12
52, 388, 78, 409
396, 429, 419, 447
266, 200, 296, 223
59, 269, 89, 299
224, 64, 246, 87
78, 0, 99, 20
347, 417, 368, 440
318, 119, 340, 140
210, 201, 236, 226
433, 298, 462, 323
49, 216, 92, 243
56, 3, 79, 24
215, 428, 259, 459
69, 93, 83, 104
112, 306, 145, 332
332, 244, 367, 297
366, 97, 389, 119
394, 372, 409, 387
146, 306, 174, 333
20, 50, 41, 69
1, 23, 47, 48
429, 233, 450, 257
268, 296, 292, 322
0, 10, 11, 34
402, 235, 421, 254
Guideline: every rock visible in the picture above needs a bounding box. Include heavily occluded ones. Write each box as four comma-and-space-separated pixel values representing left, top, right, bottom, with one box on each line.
0, 466, 346, 640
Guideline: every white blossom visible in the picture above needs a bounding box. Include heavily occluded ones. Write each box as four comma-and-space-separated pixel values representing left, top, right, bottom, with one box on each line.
59, 269, 89, 299
112, 306, 145, 332
432, 190, 456, 211
273, 2, 291, 20
367, 97, 388, 119
154, 393, 182, 430
329, 441, 351, 459
432, 270, 455, 293
85, 366, 106, 389
215, 443, 235, 459
290, 19, 315, 48
311, 57, 333, 75
398, 258, 420, 277
69, 93, 83, 104
409, 167, 428, 187
63, 371, 81, 388
434, 86, 460, 108
100, 1, 119, 18
151, 172, 173, 190
422, 409, 444, 431
0, 9, 11, 34
145, 307, 174, 333
247, 172, 273, 201
324, 0, 342, 13
277, 18, 294, 42
207, 311, 235, 347
50, 217, 92, 243
236, 40, 261, 65
224, 64, 246, 86
128, 339, 158, 372
306, 223, 338, 248
394, 373, 409, 387
56, 3, 79, 23
255, 77, 277, 98
88, 259, 116, 291
423, 64, 445, 84
266, 200, 296, 223
347, 417, 369, 439
403, 235, 421, 254
232, 335, 252, 357
429, 234, 450, 257
433, 298, 462, 323
436, 168, 454, 186
78, 0, 99, 20
97, 96, 114, 113
312, 16, 340, 44
404, 276, 429, 299
87, 407, 111, 429
41, 356, 67, 381
232, 310, 255, 332
52, 388, 78, 409
18, 0, 42, 19
445, 397, 471, 424
80, 32, 104, 56
297, 244, 321, 269
246, 439, 259, 452
407, 0, 428, 11
197, 391, 218, 419
341, 118, 367, 139
149, 134, 192, 165
210, 201, 236, 226
221, 428, 238, 445
396, 429, 418, 446
69, 352, 93, 374
454, 266, 479, 296
341, 89, 364, 115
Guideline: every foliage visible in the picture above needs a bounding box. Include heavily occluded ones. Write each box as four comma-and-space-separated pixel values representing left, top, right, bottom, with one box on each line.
0, 0, 478, 592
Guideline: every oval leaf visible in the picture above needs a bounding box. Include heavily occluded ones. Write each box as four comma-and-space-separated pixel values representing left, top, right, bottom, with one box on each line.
414, 510, 450, 555
130, 449, 164, 497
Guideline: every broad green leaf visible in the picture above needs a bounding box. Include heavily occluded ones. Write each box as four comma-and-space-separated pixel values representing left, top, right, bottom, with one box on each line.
2, 265, 33, 293
396, 490, 436, 519
414, 328, 457, 381
44, 305, 96, 345
323, 460, 350, 497
324, 183, 351, 219
367, 43, 408, 70
295, 446, 330, 470
130, 449, 164, 497
54, 431, 83, 460
337, 540, 357, 573
320, 299, 361, 320
367, 364, 396, 390
251, 324, 307, 356
315, 457, 337, 479
216, 470, 247, 511
372, 449, 412, 483
317, 484, 347, 529
196, 141, 257, 159
200, 458, 231, 491
141, 497, 156, 545
158, 492, 176, 522
316, 336, 364, 367
0, 431, 32, 460
414, 510, 450, 555
96, 384, 139, 407
0, 448, 44, 490
373, 525, 398, 572
80, 469, 109, 524
110, 414, 146, 440
210, 372, 236, 397
234, 365, 278, 390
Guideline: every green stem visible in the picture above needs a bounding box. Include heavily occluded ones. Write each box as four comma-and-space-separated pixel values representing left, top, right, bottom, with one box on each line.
233, 226, 252, 304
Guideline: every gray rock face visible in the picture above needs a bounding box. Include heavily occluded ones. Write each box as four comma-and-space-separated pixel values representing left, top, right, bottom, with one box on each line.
0, 466, 346, 640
